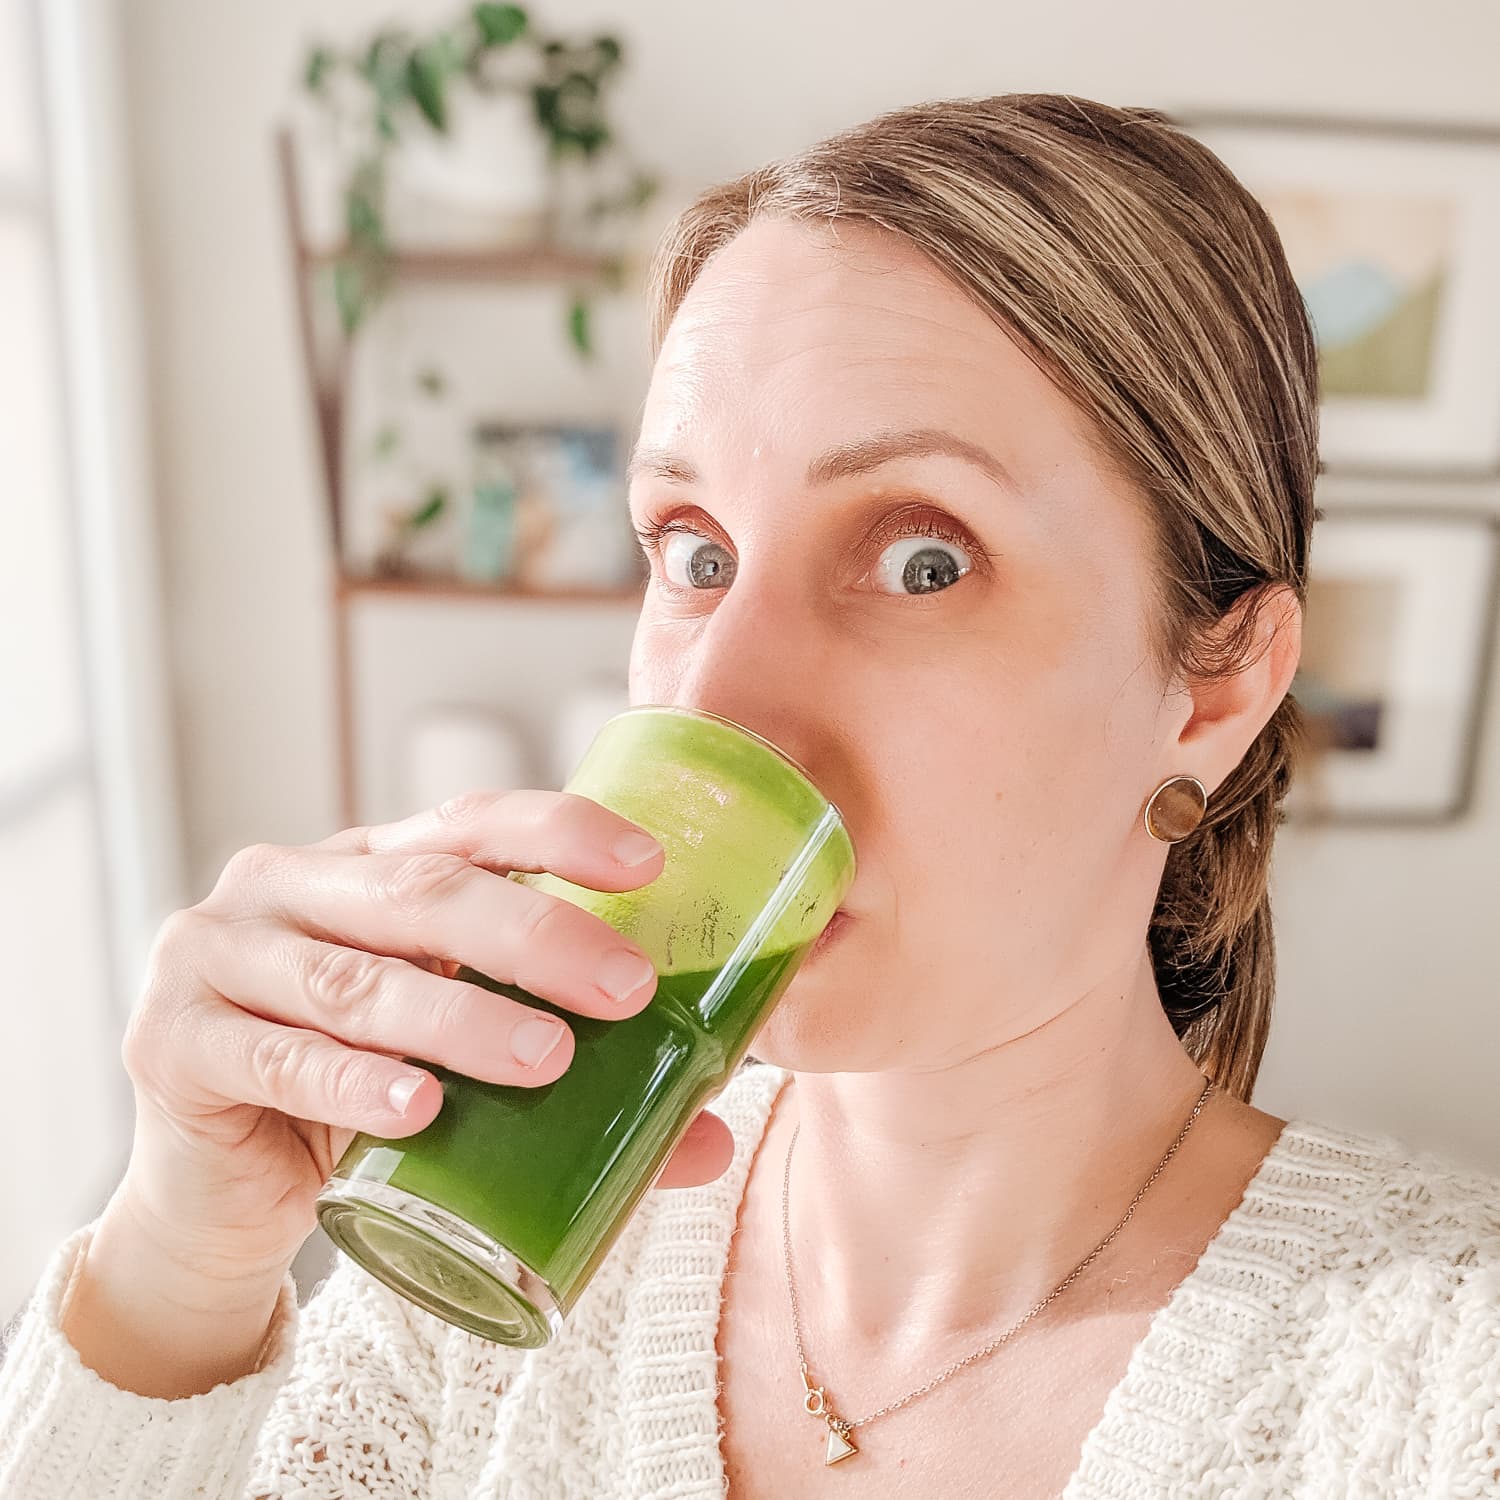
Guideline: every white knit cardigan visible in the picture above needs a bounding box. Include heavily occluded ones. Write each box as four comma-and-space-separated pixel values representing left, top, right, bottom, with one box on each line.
2, 1058, 1498, 1498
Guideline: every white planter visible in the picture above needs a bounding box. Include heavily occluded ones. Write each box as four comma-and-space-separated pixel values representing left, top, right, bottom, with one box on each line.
551, 682, 632, 789
385, 90, 550, 249
402, 704, 531, 813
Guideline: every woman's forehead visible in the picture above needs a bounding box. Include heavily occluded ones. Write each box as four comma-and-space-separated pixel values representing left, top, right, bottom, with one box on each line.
643, 221, 1109, 471
643, 328, 1091, 509
637, 221, 1144, 548
658, 219, 998, 375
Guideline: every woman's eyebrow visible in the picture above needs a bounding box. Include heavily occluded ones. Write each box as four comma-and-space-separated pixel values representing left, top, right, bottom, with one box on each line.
625, 426, 1019, 494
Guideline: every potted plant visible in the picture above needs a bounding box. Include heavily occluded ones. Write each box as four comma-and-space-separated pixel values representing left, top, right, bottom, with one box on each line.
298, 4, 660, 351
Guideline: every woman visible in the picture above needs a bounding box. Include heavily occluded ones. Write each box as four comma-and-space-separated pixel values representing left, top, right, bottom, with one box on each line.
2, 93, 1496, 1499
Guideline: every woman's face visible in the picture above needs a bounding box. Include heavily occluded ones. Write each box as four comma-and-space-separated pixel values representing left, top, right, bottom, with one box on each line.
627, 217, 1186, 1072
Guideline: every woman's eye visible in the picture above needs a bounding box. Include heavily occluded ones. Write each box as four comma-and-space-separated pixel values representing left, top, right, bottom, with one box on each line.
871, 536, 972, 596
662, 530, 737, 590
648, 522, 976, 596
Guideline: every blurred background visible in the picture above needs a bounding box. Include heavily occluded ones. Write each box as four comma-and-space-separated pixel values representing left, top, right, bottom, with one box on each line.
3, 0, 1499, 1319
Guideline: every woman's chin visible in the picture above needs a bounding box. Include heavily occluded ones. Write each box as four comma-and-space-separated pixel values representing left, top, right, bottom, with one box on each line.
743, 912, 872, 1069
750, 967, 862, 1073
748, 1024, 863, 1073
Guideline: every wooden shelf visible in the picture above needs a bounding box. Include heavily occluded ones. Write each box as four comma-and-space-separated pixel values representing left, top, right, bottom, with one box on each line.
275, 123, 642, 825
301, 242, 626, 286
338, 572, 644, 604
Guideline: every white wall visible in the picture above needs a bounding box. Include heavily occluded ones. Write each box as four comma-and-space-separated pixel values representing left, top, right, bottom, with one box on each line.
118, 0, 1500, 1168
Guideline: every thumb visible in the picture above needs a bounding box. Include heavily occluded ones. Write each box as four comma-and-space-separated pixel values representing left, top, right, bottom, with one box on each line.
655, 1109, 735, 1189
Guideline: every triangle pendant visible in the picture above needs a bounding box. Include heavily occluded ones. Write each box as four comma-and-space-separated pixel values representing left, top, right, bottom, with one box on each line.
825, 1424, 859, 1464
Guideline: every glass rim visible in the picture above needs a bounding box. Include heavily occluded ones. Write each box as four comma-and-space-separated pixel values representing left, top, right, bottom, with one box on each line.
615, 703, 850, 832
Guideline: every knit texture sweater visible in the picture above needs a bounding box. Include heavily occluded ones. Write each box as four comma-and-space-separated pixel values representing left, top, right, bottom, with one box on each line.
2, 1058, 1498, 1498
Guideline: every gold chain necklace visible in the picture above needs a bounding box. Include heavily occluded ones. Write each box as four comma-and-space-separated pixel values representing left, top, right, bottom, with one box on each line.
781, 1076, 1215, 1465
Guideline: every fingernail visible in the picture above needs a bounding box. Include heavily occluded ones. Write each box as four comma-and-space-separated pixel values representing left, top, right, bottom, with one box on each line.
612, 830, 663, 866
595, 949, 657, 1005
511, 1015, 568, 1069
388, 1073, 425, 1112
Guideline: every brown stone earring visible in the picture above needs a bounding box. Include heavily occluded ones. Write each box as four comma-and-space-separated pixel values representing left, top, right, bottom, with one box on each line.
1143, 774, 1208, 843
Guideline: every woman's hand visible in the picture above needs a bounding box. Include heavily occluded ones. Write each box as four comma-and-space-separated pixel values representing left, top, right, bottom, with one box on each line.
114, 789, 737, 1288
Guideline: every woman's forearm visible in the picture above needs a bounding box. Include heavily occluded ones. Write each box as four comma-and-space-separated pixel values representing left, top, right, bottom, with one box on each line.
59, 1196, 290, 1400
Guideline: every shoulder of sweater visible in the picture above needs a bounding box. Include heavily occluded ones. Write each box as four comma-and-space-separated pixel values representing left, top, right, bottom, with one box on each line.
1269, 1113, 1500, 1256
1246, 1113, 1500, 1358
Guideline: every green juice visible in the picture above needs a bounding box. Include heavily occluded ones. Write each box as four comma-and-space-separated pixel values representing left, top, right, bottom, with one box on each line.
316, 705, 854, 1347
324, 945, 806, 1338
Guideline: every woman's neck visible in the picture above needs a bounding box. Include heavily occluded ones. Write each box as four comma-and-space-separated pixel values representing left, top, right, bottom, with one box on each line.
776, 947, 1216, 1364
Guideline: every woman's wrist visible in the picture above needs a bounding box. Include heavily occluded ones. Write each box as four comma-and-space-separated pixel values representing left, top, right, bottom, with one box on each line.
58, 1195, 292, 1399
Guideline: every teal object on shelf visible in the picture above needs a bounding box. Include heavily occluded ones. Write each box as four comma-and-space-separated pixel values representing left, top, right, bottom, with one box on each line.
461, 476, 517, 582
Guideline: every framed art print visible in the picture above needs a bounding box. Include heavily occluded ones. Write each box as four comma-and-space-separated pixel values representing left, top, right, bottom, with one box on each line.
468, 420, 643, 591
1178, 111, 1500, 479
1286, 506, 1498, 825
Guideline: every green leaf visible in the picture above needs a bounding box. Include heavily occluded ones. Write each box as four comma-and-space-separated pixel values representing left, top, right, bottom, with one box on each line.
303, 45, 335, 95
567, 294, 593, 357
362, 32, 392, 74
344, 157, 387, 256
407, 45, 449, 131
411, 487, 448, 527
361, 30, 409, 103
333, 260, 366, 335
531, 81, 559, 134
560, 70, 600, 107
346, 191, 384, 251
371, 424, 401, 460
434, 27, 471, 72
594, 36, 623, 69
415, 365, 448, 397
473, 4, 527, 46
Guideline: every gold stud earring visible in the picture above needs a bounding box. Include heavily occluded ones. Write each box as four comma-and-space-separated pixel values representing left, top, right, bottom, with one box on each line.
1143, 775, 1208, 844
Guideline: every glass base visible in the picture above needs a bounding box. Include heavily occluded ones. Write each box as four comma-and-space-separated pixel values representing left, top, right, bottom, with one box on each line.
316, 1177, 564, 1348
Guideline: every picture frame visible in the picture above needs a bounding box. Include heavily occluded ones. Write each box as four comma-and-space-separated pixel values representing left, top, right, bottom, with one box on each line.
1176, 109, 1500, 479
466, 420, 645, 592
1285, 505, 1499, 825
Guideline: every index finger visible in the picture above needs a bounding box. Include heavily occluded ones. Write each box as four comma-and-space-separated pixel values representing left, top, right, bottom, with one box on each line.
315, 789, 665, 891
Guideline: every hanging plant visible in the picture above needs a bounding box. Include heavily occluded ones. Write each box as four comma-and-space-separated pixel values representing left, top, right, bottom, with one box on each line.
300, 4, 658, 348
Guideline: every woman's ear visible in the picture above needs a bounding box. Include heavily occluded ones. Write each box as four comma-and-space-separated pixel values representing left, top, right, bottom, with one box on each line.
1171, 582, 1303, 794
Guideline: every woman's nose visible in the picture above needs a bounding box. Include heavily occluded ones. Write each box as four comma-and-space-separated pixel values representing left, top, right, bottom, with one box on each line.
654, 581, 833, 778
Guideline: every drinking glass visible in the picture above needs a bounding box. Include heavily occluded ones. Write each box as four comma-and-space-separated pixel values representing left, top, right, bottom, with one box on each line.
316, 705, 856, 1346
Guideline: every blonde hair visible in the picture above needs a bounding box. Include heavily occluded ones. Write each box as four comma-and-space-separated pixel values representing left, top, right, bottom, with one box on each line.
642, 93, 1318, 1101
